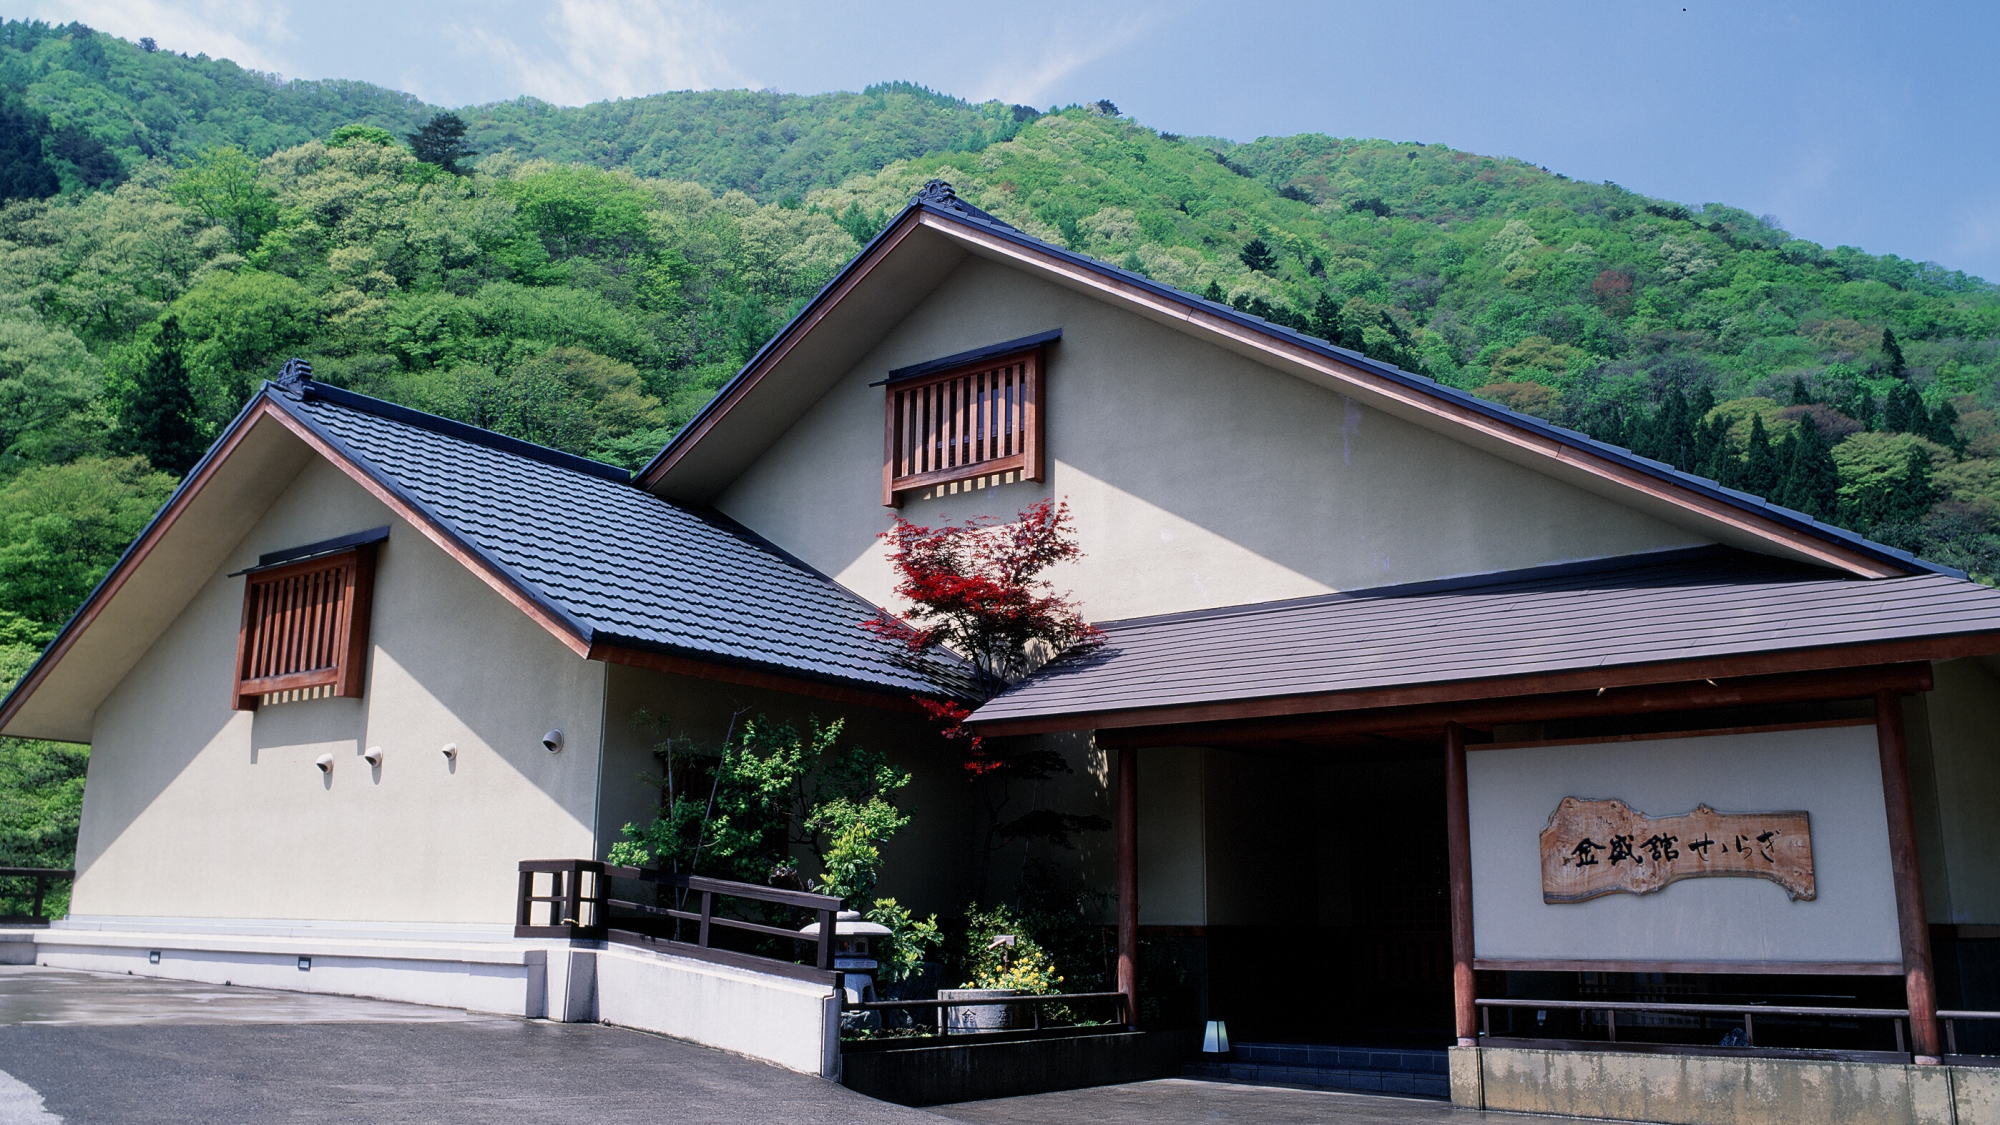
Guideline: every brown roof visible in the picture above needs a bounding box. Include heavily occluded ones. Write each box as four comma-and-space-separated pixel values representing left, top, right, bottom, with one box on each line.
970, 548, 2000, 732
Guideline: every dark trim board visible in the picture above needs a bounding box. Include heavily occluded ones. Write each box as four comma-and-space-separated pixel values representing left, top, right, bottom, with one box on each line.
875, 328, 1061, 385
1090, 664, 1935, 748
588, 641, 928, 712
1475, 958, 1905, 976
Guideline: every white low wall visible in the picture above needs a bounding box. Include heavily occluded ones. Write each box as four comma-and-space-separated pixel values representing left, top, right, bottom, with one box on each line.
594, 943, 842, 1077
6, 921, 842, 1078
19, 919, 555, 1017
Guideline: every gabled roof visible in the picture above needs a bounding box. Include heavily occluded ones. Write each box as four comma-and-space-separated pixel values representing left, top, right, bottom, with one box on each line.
639, 181, 1953, 581
0, 376, 977, 740
969, 546, 2000, 734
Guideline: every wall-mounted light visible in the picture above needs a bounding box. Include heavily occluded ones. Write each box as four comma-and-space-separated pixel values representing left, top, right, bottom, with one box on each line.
148, 950, 161, 965
297, 956, 311, 971
315, 753, 334, 774
1201, 1019, 1230, 1056
440, 743, 458, 761
541, 729, 564, 754
363, 747, 383, 767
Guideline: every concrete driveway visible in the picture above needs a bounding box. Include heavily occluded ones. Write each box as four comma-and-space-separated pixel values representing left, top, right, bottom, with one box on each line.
0, 966, 1607, 1124
0, 966, 945, 1124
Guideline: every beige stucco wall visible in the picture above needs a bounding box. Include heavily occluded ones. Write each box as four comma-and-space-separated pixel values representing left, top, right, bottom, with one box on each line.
715, 254, 1708, 624
1466, 726, 1901, 964
72, 456, 606, 926
1911, 658, 2000, 924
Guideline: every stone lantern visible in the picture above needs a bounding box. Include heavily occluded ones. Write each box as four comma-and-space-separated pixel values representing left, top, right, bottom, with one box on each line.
800, 910, 892, 1005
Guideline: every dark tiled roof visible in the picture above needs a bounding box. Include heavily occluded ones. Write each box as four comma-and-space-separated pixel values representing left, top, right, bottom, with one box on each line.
646, 183, 1954, 579
274, 382, 977, 699
971, 547, 2000, 726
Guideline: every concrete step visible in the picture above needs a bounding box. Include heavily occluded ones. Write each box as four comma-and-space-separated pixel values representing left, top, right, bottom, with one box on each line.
1184, 1042, 1450, 1099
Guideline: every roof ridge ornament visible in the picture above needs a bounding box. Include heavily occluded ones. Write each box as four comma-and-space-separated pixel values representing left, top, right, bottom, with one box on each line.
915, 179, 958, 205
275, 357, 314, 391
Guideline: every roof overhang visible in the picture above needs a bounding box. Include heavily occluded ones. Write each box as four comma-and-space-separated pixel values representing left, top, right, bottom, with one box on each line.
971, 637, 2000, 739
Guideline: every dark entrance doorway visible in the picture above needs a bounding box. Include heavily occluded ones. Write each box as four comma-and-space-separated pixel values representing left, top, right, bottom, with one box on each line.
1200, 743, 1452, 1046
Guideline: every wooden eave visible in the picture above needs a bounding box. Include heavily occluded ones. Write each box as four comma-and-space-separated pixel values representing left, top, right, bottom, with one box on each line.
971, 635, 2000, 740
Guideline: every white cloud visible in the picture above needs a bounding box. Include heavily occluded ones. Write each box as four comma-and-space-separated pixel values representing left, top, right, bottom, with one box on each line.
12, 0, 295, 74
454, 0, 753, 106
963, 11, 1159, 107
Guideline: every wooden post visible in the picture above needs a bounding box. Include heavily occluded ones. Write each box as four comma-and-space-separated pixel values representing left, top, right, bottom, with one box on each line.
1116, 744, 1139, 1028
1875, 690, 1941, 1062
1444, 721, 1478, 1046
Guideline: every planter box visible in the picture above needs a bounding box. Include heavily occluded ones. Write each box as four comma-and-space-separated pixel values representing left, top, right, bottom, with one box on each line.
937, 987, 1023, 1032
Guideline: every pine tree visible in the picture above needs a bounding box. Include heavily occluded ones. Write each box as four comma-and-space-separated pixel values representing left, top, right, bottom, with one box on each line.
1889, 446, 1938, 525
1884, 383, 1925, 434
1309, 292, 1344, 345
1698, 417, 1733, 485
1741, 415, 1780, 498
407, 112, 476, 174
1201, 280, 1225, 303
1882, 328, 1907, 379
1774, 420, 1837, 520
1926, 398, 1963, 453
1788, 376, 1812, 407
117, 317, 205, 476
1239, 237, 1276, 273
0, 91, 58, 203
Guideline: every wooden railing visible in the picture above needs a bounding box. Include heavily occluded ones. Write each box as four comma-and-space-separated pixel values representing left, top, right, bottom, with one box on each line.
1477, 996, 1913, 1057
0, 867, 72, 926
514, 859, 843, 984
882, 349, 1042, 505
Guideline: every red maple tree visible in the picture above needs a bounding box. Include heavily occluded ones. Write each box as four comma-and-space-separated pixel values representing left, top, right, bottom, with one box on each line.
864, 498, 1102, 775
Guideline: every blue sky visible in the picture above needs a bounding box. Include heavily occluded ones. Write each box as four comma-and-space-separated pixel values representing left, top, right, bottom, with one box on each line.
16, 0, 2000, 281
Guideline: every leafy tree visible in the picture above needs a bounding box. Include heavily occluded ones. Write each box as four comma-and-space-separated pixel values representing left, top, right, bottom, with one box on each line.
0, 313, 105, 467
167, 146, 278, 252
610, 714, 908, 896
1833, 432, 1949, 530
865, 498, 1098, 692
0, 456, 174, 630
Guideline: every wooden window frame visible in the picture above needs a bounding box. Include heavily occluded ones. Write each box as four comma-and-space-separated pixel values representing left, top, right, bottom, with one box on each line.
881, 344, 1046, 506
231, 538, 379, 711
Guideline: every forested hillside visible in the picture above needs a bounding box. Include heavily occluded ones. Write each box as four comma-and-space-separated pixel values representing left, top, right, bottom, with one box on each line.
3, 19, 2000, 887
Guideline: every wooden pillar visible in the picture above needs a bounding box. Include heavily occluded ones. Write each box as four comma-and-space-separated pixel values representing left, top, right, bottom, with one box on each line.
1116, 743, 1139, 1029
1875, 690, 1941, 1062
1444, 721, 1478, 1046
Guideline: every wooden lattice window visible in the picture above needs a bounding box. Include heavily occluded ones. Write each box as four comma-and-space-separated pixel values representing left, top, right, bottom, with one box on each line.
231, 530, 383, 711
881, 335, 1051, 506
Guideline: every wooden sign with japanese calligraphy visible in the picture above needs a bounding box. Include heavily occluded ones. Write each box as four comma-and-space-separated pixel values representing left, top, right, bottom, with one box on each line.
1540, 797, 1816, 904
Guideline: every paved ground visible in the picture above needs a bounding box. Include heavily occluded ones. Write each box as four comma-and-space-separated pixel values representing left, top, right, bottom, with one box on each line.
0, 967, 1614, 1124
0, 967, 945, 1124
936, 1078, 1569, 1124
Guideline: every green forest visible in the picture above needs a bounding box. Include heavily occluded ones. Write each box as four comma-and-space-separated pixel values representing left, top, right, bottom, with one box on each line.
3, 18, 1999, 885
